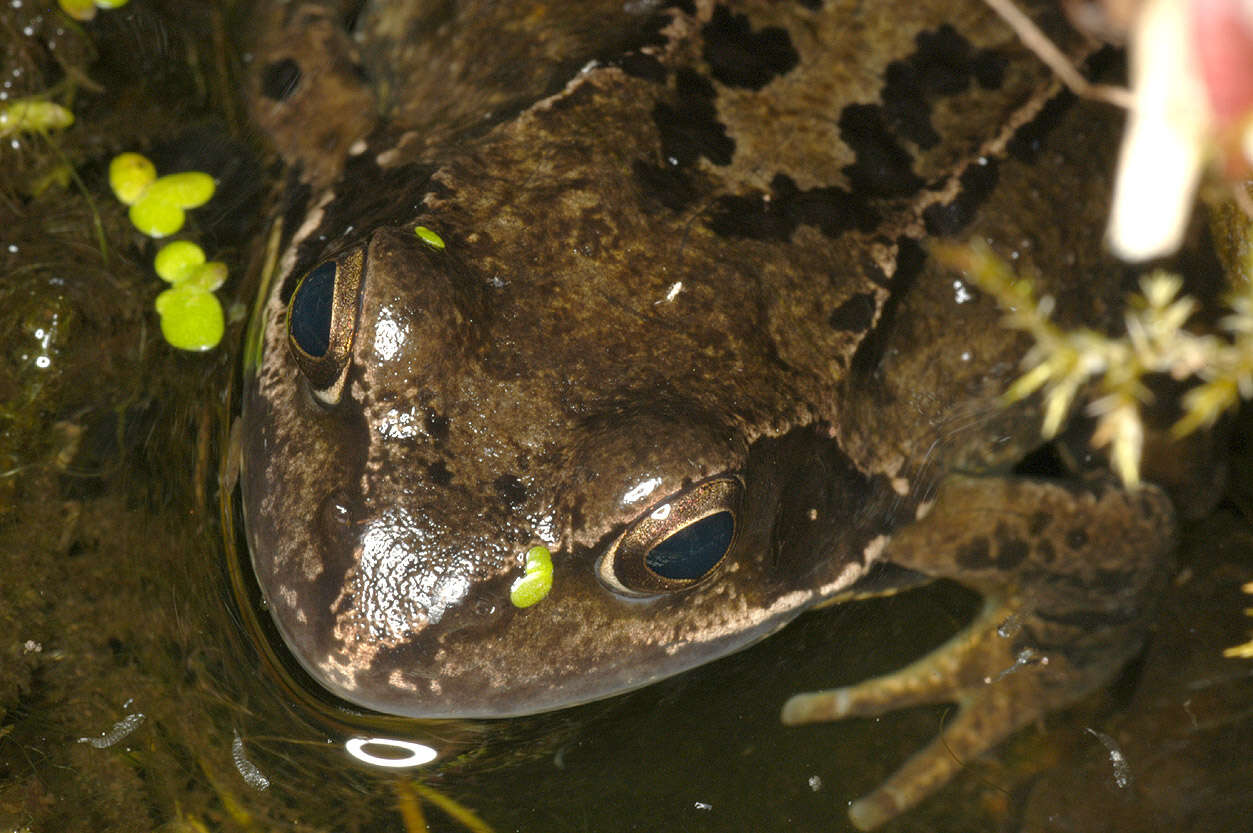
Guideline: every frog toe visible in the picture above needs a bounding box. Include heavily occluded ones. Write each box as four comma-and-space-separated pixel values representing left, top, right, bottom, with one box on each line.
783, 626, 1074, 830
782, 596, 1038, 828
783, 476, 1175, 829
782, 596, 1017, 725
840, 687, 1023, 831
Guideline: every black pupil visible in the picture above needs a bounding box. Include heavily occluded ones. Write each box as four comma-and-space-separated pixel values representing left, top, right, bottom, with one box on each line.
645, 511, 734, 581
289, 261, 337, 357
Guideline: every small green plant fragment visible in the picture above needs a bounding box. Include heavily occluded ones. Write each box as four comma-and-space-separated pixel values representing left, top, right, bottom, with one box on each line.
155, 286, 225, 352
414, 226, 445, 250
29, 163, 73, 196
109, 153, 157, 205
0, 99, 74, 137
510, 546, 553, 608
183, 261, 228, 292
58, 0, 129, 20
111, 159, 215, 238
394, 779, 498, 833
1224, 581, 1253, 660
155, 242, 228, 290
154, 241, 206, 283
937, 240, 1253, 487
146, 171, 216, 209
57, 0, 96, 19
114, 155, 226, 350
130, 197, 186, 238
410, 780, 498, 833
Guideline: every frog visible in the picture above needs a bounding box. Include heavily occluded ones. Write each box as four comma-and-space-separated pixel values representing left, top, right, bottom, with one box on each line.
237, 0, 1177, 828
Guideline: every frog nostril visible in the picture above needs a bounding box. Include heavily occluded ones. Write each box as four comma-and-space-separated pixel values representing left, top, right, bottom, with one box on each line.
317, 489, 356, 548
261, 58, 302, 101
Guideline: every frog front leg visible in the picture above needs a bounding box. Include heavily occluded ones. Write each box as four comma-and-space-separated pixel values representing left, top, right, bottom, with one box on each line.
782, 475, 1176, 830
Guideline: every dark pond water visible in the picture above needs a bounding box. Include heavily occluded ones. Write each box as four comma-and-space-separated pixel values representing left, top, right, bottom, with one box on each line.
2, 3, 1251, 832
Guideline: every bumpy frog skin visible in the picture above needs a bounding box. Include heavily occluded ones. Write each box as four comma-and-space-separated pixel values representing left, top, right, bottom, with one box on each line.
240, 0, 1175, 826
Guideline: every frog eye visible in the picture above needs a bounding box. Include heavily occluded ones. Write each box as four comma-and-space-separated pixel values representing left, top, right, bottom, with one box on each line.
597, 476, 741, 596
286, 247, 365, 403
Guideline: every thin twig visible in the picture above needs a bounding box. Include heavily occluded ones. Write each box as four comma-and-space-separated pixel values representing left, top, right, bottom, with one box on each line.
983, 0, 1135, 109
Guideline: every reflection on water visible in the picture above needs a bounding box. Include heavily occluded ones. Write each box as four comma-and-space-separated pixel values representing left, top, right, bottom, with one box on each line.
1, 3, 1251, 832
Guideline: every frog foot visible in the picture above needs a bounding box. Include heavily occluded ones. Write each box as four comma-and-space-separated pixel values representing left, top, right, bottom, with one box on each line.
781, 475, 1175, 831
782, 592, 1064, 830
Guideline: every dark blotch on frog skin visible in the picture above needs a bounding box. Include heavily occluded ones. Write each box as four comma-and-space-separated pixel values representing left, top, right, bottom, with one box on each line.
616, 52, 667, 83
837, 104, 924, 198
261, 57, 302, 101
1034, 598, 1142, 639
1066, 527, 1089, 550
796, 0, 823, 9
996, 535, 1030, 569
1094, 567, 1140, 598
709, 172, 877, 240
424, 410, 450, 442
882, 25, 1008, 150
633, 159, 699, 212
828, 292, 877, 333
494, 474, 527, 508
848, 237, 928, 376
1012, 442, 1071, 478
922, 156, 999, 237
427, 460, 453, 487
973, 50, 1009, 89
1008, 90, 1076, 163
707, 192, 782, 240
653, 69, 734, 168
701, 5, 800, 90
957, 535, 991, 568
893, 237, 929, 288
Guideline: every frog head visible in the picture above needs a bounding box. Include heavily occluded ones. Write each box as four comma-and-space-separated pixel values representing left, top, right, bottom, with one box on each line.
241, 223, 883, 718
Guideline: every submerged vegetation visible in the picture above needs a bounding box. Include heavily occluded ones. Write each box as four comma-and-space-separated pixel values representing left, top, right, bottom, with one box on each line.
937, 230, 1253, 488
937, 205, 1253, 661
107, 152, 228, 350
1226, 581, 1253, 659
